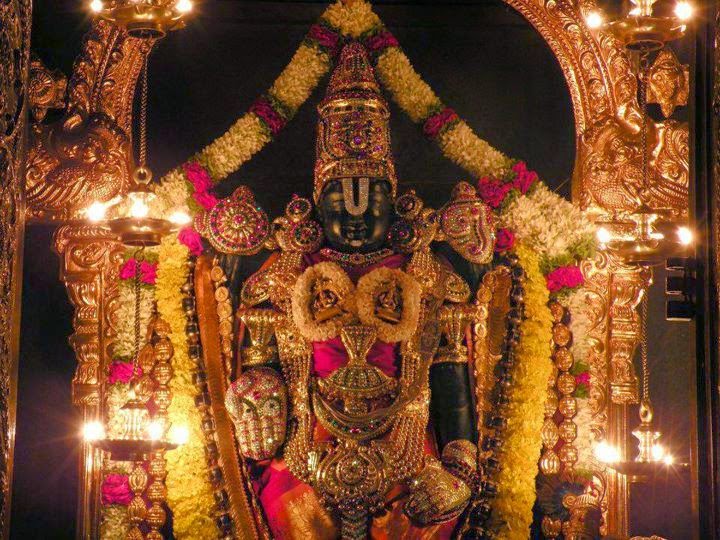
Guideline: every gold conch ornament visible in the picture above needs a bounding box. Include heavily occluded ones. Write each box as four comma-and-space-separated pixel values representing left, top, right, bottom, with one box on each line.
314, 41, 397, 202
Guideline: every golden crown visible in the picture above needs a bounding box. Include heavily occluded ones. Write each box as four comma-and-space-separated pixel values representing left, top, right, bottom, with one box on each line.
313, 41, 397, 202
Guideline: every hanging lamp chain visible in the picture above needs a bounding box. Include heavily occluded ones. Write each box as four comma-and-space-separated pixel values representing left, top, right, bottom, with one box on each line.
133, 247, 144, 372
640, 292, 650, 404
139, 55, 149, 169
639, 49, 650, 205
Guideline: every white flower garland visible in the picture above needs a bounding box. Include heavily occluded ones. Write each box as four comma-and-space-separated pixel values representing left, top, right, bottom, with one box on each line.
356, 267, 421, 343
113, 281, 155, 359
291, 262, 356, 342
501, 183, 595, 262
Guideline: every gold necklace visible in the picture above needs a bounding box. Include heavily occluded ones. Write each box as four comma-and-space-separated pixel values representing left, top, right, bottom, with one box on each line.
319, 247, 394, 267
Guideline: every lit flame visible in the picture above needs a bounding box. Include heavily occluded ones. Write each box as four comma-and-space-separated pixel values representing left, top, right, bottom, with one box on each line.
651, 443, 666, 461
90, 0, 104, 13
168, 424, 190, 446
663, 453, 675, 465
677, 226, 693, 246
82, 421, 106, 442
596, 227, 612, 244
594, 440, 620, 463
674, 1, 693, 21
585, 10, 604, 29
85, 201, 107, 222
629, 6, 641, 15
129, 198, 150, 218
175, 0, 193, 13
146, 419, 165, 441
169, 210, 192, 226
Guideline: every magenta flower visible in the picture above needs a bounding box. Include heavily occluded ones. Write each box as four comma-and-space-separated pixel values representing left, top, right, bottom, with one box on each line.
575, 372, 591, 386
477, 177, 512, 209
308, 24, 340, 53
178, 227, 204, 256
250, 97, 286, 137
139, 261, 157, 285
546, 265, 585, 293
423, 107, 459, 140
364, 30, 400, 54
494, 228, 516, 252
119, 258, 137, 280
192, 190, 219, 210
101, 474, 133, 506
511, 161, 538, 194
183, 162, 213, 194
108, 361, 140, 385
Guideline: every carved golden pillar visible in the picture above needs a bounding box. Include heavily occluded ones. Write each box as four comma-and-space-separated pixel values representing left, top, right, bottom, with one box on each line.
0, 0, 32, 536
53, 224, 124, 539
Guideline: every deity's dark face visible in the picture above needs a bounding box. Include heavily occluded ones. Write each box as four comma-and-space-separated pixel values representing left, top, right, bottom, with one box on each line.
317, 178, 393, 253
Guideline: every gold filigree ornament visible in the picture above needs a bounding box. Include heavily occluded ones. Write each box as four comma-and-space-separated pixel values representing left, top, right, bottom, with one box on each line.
647, 49, 689, 118
404, 457, 471, 526
272, 195, 324, 254
225, 366, 288, 461
356, 267, 421, 343
437, 181, 495, 264
291, 262, 356, 341
388, 191, 439, 254
196, 185, 271, 255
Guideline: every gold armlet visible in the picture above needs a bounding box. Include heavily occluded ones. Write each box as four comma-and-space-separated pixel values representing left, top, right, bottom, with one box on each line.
239, 308, 281, 367
433, 303, 475, 364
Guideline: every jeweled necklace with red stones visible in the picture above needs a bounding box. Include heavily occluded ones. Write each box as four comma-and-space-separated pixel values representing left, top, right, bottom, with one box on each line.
319, 247, 394, 267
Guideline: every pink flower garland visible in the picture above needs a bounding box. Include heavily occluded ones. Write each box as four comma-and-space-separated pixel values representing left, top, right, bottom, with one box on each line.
545, 265, 585, 293
183, 161, 219, 211
250, 96, 287, 137
423, 107, 459, 139
108, 361, 142, 385
119, 258, 158, 285
101, 474, 133, 506
307, 23, 341, 55
178, 226, 204, 256
494, 228, 515, 252
476, 161, 538, 210
364, 30, 400, 55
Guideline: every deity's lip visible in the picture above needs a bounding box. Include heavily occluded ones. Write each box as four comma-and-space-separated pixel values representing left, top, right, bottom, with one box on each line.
342, 225, 367, 239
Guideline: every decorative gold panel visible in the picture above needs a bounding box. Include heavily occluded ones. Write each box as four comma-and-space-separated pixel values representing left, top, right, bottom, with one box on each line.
25, 22, 151, 221
0, 0, 31, 535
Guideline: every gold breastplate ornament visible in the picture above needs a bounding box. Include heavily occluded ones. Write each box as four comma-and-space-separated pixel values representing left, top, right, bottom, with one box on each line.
280, 259, 445, 538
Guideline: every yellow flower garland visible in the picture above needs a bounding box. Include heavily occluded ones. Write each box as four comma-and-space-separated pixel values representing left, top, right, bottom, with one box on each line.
156, 237, 216, 539
491, 243, 553, 538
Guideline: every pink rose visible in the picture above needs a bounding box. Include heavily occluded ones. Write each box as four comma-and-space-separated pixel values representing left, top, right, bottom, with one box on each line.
364, 30, 400, 53
119, 258, 137, 280
423, 107, 459, 139
308, 24, 340, 53
192, 190, 219, 210
139, 261, 157, 285
477, 177, 512, 209
178, 227, 204, 256
101, 474, 132, 506
546, 265, 585, 292
511, 161, 538, 194
250, 97, 286, 137
108, 361, 140, 385
494, 228, 516, 252
182, 162, 213, 193
575, 372, 591, 386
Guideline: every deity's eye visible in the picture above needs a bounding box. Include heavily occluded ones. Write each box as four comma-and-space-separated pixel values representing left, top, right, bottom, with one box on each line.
242, 404, 254, 417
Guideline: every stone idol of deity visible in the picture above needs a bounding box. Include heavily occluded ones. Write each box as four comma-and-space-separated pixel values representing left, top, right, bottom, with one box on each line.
209, 42, 507, 540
